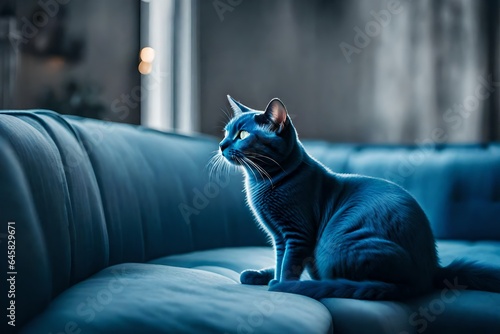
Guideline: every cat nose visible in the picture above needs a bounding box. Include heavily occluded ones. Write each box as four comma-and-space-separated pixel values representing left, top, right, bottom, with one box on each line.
219, 141, 229, 152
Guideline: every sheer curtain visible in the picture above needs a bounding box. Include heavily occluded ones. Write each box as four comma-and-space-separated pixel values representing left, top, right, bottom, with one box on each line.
357, 0, 498, 143
141, 0, 198, 134
197, 0, 499, 143
143, 0, 498, 141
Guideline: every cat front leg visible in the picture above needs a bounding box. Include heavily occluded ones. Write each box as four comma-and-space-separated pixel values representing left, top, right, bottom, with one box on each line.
279, 243, 309, 282
268, 239, 286, 286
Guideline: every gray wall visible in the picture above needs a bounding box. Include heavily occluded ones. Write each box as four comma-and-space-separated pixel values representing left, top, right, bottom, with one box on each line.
198, 0, 499, 143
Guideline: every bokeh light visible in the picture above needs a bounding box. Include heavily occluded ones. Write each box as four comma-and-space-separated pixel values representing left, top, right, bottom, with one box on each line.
140, 47, 155, 63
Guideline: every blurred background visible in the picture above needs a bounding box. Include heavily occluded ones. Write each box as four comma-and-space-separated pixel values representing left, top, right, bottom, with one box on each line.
0, 0, 499, 143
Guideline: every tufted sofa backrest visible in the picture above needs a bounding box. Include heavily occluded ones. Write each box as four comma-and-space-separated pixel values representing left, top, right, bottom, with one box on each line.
0, 110, 264, 327
304, 141, 500, 241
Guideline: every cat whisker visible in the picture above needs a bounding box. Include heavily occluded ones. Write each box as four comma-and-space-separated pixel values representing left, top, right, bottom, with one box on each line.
206, 153, 217, 174
246, 155, 284, 172
243, 151, 286, 173
238, 157, 258, 181
242, 156, 264, 181
220, 107, 232, 122
240, 156, 260, 181
217, 155, 228, 181
245, 156, 280, 179
207, 152, 223, 183
252, 162, 274, 188
207, 150, 237, 185
243, 156, 274, 188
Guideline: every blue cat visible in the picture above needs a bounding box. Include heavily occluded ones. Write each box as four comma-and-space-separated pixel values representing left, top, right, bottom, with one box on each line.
217, 95, 500, 300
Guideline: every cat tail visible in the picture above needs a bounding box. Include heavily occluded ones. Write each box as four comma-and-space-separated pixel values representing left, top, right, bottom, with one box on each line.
434, 259, 500, 293
269, 279, 413, 300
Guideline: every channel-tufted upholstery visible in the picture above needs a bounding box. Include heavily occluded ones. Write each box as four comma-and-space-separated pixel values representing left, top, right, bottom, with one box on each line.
0, 110, 499, 334
305, 141, 500, 240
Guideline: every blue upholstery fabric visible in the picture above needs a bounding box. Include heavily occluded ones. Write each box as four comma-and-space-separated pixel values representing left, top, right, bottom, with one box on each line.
304, 142, 500, 240
1, 110, 499, 333
22, 243, 499, 334
156, 243, 500, 333
21, 263, 333, 334
149, 247, 276, 282
320, 240, 500, 334
0, 112, 73, 296
321, 290, 500, 334
154, 243, 500, 333
0, 110, 265, 330
0, 136, 51, 326
64, 116, 266, 264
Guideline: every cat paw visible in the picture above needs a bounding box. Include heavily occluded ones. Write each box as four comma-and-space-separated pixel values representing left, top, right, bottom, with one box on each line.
240, 269, 274, 285
268, 279, 279, 287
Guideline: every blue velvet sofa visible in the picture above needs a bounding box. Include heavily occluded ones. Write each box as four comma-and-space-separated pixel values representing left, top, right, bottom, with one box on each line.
1, 110, 499, 334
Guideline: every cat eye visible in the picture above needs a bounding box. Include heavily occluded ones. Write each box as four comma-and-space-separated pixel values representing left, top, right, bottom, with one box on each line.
224, 130, 229, 138
238, 130, 250, 140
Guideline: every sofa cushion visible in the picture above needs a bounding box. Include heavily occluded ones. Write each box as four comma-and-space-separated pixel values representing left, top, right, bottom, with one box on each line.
0, 110, 268, 328
320, 240, 500, 334
149, 247, 276, 282
22, 263, 333, 334
0, 136, 51, 326
437, 240, 500, 264
147, 243, 500, 334
0, 111, 109, 327
321, 290, 500, 334
65, 116, 267, 264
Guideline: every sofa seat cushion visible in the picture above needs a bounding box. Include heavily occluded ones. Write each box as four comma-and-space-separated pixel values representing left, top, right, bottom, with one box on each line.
149, 243, 500, 333
321, 290, 500, 334
149, 246, 277, 282
437, 240, 500, 265
22, 262, 332, 334
319, 240, 500, 334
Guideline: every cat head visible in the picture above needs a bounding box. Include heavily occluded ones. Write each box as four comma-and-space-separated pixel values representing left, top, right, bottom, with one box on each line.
218, 95, 298, 175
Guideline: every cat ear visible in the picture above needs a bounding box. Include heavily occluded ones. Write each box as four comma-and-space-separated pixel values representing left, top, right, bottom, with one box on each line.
264, 98, 287, 130
227, 95, 252, 116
